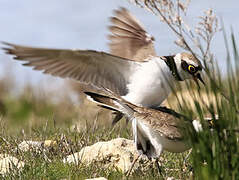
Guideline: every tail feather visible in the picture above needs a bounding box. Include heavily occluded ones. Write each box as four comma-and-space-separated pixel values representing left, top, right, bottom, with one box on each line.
84, 91, 134, 119
111, 112, 124, 126
85, 91, 118, 110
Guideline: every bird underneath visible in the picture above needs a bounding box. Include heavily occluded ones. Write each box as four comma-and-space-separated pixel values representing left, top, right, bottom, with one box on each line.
85, 89, 217, 175
84, 90, 198, 159
2, 7, 204, 123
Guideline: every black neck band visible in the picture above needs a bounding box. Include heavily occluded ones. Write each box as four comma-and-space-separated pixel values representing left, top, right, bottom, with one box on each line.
162, 56, 183, 81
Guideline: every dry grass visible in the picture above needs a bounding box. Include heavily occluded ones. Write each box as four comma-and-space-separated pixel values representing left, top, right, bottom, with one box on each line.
165, 89, 219, 113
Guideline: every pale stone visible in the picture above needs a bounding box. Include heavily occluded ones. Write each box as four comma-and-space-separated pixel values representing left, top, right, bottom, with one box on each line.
0, 154, 25, 175
85, 177, 107, 180
63, 138, 148, 172
166, 177, 175, 180
17, 141, 42, 152
17, 140, 57, 152
43, 140, 57, 147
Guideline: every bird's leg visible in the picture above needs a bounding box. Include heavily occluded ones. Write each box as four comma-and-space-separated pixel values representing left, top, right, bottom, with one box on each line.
182, 149, 193, 173
183, 149, 192, 167
155, 158, 164, 177
126, 154, 141, 177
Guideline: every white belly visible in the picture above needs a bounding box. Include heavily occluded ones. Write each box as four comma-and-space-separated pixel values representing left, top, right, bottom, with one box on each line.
157, 134, 190, 153
137, 120, 190, 156
124, 58, 174, 107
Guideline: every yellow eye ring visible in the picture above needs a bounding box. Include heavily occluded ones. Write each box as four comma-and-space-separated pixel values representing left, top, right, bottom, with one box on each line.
188, 65, 196, 73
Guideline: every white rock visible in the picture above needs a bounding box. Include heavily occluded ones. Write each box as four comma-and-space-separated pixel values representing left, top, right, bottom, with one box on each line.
0, 154, 25, 175
85, 177, 107, 180
63, 138, 147, 172
166, 177, 175, 180
17, 140, 57, 152
17, 141, 42, 152
43, 140, 57, 147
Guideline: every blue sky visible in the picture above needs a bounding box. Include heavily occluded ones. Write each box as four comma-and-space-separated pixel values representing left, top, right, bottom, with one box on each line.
0, 0, 238, 89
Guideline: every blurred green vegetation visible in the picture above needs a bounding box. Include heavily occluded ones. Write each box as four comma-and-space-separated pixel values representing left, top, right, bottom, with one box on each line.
0, 74, 114, 136
0, 83, 77, 135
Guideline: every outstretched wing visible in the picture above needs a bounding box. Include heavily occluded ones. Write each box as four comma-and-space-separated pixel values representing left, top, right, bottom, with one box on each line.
108, 7, 156, 61
3, 42, 140, 95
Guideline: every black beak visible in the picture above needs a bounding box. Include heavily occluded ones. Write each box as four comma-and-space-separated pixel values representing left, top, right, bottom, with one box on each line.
193, 73, 205, 86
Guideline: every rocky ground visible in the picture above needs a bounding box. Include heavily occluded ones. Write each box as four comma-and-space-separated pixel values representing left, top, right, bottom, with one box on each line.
0, 126, 192, 179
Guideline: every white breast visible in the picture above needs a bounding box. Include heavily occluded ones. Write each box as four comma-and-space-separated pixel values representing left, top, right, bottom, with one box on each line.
123, 57, 174, 107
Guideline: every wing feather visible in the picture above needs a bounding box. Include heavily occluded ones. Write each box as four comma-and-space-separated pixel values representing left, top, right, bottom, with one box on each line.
108, 7, 156, 61
3, 42, 140, 95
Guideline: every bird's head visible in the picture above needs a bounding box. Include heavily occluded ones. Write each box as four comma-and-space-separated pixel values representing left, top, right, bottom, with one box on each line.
174, 52, 204, 85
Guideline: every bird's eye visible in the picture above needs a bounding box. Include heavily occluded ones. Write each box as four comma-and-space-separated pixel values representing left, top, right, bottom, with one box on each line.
188, 65, 196, 73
